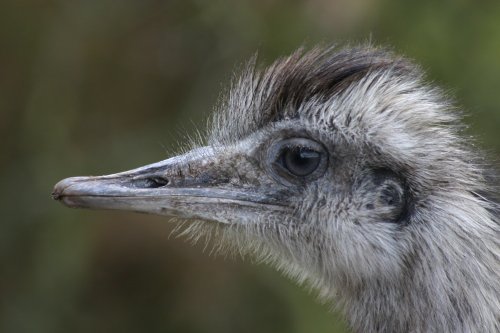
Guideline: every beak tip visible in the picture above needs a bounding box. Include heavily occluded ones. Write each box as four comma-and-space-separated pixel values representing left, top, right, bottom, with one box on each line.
52, 180, 66, 201
52, 176, 84, 202
52, 190, 62, 201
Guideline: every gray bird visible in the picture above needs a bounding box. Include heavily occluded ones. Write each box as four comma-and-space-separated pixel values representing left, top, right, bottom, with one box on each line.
53, 45, 500, 333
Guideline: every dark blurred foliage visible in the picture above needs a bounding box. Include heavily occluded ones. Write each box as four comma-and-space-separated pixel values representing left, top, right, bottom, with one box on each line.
0, 1, 499, 332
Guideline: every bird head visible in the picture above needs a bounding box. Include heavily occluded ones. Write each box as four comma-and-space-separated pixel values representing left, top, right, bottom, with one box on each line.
53, 46, 496, 305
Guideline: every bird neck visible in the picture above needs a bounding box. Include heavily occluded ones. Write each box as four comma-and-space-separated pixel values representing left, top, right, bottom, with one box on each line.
332, 230, 500, 333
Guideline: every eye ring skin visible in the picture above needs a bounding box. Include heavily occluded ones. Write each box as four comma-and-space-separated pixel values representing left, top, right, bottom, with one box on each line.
266, 138, 329, 186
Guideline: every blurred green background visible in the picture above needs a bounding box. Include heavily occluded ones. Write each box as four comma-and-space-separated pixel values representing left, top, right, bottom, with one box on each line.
1, 0, 499, 332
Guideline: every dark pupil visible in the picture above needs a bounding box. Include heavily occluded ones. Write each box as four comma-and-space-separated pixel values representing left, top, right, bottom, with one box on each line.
283, 147, 321, 176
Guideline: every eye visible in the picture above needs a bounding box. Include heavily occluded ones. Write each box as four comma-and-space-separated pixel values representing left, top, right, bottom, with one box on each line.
281, 146, 321, 176
268, 138, 328, 183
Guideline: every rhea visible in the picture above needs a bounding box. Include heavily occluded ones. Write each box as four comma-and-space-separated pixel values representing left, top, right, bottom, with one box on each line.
53, 46, 500, 332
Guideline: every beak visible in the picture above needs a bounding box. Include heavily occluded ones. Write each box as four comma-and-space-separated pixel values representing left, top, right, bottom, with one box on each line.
52, 147, 287, 224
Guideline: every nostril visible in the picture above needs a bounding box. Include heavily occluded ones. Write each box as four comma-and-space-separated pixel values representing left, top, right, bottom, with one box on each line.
131, 176, 169, 189
149, 176, 170, 188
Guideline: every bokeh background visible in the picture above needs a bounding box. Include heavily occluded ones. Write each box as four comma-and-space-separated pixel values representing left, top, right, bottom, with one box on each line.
1, 1, 499, 332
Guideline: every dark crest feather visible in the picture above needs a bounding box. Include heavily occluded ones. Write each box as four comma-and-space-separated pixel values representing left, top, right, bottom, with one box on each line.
212, 45, 415, 144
